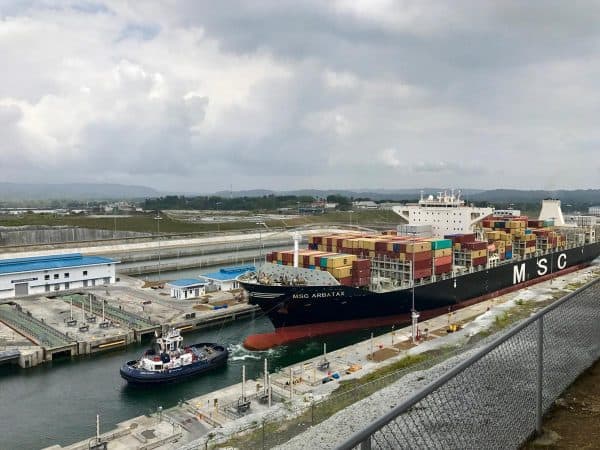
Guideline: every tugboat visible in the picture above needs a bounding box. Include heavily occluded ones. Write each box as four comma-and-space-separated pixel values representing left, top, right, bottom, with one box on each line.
120, 328, 228, 385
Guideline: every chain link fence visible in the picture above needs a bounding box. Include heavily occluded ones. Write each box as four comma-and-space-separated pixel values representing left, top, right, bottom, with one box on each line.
180, 329, 502, 449
337, 277, 600, 449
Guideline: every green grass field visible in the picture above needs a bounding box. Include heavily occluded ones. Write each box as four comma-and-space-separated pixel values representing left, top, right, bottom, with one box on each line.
0, 210, 401, 234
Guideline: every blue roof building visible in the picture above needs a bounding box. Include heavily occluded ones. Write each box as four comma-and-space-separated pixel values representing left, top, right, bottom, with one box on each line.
0, 253, 118, 299
166, 278, 207, 300
199, 265, 255, 291
167, 278, 206, 288
0, 253, 116, 275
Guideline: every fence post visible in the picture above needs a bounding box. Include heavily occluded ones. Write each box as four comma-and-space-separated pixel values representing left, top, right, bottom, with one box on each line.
360, 437, 372, 450
536, 316, 544, 434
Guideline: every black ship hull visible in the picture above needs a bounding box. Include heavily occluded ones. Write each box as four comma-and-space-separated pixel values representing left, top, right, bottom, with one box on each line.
120, 343, 228, 385
242, 243, 600, 334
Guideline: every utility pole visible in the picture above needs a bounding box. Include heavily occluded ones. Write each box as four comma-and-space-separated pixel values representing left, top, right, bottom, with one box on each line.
411, 232, 420, 344
154, 211, 163, 281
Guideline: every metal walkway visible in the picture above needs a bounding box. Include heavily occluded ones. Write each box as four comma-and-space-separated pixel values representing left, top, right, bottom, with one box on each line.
0, 305, 74, 349
62, 294, 156, 330
0, 349, 20, 363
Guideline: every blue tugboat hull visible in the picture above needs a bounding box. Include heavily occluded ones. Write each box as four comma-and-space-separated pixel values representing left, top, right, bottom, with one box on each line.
120, 343, 228, 385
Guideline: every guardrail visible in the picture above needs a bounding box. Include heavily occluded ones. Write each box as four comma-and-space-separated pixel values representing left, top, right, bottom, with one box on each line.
337, 277, 600, 449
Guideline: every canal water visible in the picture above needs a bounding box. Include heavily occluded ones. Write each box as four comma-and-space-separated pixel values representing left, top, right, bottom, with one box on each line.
0, 289, 390, 450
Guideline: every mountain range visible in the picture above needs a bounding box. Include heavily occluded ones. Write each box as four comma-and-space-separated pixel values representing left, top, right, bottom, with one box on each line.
0, 183, 598, 205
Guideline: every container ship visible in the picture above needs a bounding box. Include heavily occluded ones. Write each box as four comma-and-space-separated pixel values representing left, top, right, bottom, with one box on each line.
240, 194, 600, 349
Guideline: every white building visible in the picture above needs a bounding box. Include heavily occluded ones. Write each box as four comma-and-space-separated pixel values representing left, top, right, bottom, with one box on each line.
392, 191, 493, 238
167, 279, 206, 300
0, 253, 118, 299
199, 265, 255, 292
353, 201, 378, 209
589, 206, 600, 216
492, 209, 521, 217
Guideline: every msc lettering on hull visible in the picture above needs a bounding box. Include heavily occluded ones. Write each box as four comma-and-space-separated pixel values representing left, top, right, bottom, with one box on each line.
292, 291, 345, 300
513, 253, 567, 285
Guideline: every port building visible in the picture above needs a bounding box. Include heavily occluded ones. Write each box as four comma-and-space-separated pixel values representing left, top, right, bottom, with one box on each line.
167, 278, 207, 300
0, 253, 117, 299
199, 266, 255, 292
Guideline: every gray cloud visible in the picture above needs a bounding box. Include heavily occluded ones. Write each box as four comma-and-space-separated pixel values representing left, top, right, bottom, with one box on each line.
0, 1, 598, 191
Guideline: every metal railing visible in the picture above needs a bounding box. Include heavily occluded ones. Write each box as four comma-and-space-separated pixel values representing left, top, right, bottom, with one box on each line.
336, 277, 600, 449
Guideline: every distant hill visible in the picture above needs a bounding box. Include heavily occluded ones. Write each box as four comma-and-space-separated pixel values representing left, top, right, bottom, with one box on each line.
212, 188, 485, 201
470, 189, 600, 204
0, 183, 159, 201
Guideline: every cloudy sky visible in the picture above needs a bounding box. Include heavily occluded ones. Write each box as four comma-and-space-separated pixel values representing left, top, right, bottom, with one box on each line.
1, 1, 599, 192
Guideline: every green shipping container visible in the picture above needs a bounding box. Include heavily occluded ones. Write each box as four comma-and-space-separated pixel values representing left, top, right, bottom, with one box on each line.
431, 239, 452, 250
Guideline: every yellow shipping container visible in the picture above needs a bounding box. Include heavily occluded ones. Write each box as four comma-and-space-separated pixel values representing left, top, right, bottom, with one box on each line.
470, 249, 487, 258
326, 255, 357, 268
433, 248, 452, 258
406, 242, 432, 253
330, 266, 352, 279
494, 240, 506, 250
454, 243, 461, 250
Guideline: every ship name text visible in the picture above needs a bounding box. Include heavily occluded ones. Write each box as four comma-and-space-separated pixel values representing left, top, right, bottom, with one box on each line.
292, 291, 345, 300
513, 253, 567, 285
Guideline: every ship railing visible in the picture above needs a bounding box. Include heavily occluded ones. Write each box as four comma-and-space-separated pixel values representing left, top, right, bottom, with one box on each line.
335, 276, 600, 450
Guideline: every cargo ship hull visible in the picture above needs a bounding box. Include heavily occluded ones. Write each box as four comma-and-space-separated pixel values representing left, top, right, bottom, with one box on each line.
242, 243, 600, 348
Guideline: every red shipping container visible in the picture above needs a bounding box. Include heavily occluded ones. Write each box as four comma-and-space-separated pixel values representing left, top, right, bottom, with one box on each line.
407, 250, 432, 262
353, 259, 371, 269
353, 277, 371, 286
413, 268, 432, 279
414, 259, 432, 270
266, 254, 273, 262
459, 233, 476, 243
462, 241, 487, 250
353, 270, 370, 278
375, 242, 388, 252
339, 276, 353, 286
434, 263, 452, 275
434, 255, 452, 266
472, 256, 487, 266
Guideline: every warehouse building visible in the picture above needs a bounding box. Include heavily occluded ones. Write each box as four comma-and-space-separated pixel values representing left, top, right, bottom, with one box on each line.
0, 253, 118, 299
199, 265, 255, 292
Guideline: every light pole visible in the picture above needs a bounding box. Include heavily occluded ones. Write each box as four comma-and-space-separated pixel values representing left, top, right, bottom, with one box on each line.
216, 201, 222, 233
256, 221, 267, 264
154, 211, 163, 281
410, 232, 419, 344
549, 217, 555, 285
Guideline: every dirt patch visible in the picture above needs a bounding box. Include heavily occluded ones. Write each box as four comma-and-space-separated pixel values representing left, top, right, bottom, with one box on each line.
367, 347, 399, 362
522, 357, 600, 449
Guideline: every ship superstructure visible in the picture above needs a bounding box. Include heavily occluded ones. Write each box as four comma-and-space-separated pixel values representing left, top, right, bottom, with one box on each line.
392, 190, 493, 237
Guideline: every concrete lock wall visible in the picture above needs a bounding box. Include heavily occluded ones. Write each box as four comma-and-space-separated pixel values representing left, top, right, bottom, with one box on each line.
0, 226, 147, 246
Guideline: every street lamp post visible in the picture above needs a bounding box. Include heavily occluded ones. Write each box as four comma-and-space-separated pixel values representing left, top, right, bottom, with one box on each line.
216, 202, 222, 233
154, 212, 163, 281
256, 221, 267, 264
410, 232, 419, 344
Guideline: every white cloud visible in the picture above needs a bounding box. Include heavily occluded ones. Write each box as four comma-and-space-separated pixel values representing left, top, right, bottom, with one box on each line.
0, 1, 598, 191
